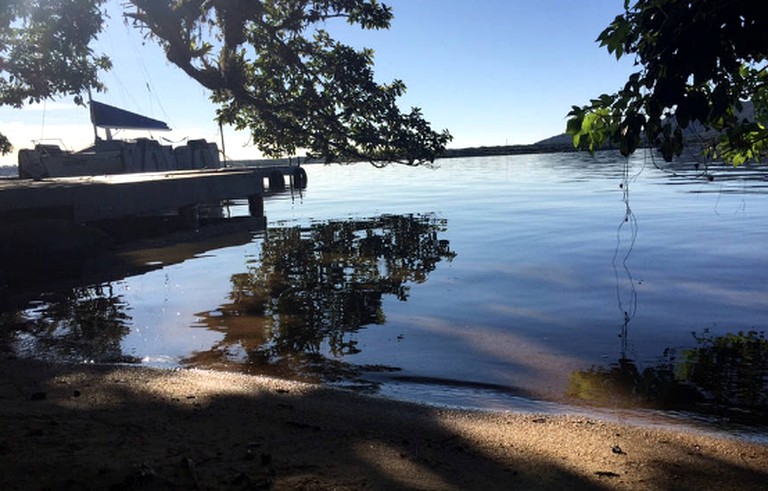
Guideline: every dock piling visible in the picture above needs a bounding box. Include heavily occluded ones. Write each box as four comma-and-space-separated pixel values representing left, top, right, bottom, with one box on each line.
248, 194, 264, 217
268, 170, 285, 191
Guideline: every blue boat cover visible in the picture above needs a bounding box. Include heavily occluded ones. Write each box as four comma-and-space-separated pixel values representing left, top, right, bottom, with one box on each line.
90, 100, 170, 130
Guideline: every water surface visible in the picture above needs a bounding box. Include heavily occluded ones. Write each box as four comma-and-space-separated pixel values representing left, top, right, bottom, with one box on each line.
3, 152, 767, 437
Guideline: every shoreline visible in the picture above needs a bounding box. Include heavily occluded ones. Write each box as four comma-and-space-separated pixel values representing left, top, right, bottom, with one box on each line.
377, 383, 768, 447
1, 358, 766, 490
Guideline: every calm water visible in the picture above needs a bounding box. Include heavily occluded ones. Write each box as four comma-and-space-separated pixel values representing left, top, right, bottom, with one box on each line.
3, 152, 768, 436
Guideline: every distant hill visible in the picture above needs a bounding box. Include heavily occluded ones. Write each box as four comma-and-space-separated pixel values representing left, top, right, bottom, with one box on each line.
533, 133, 574, 147
438, 135, 578, 159
527, 102, 758, 158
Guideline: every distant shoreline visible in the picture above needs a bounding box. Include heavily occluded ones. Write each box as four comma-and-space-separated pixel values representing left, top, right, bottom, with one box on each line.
233, 138, 586, 167
0, 138, 588, 174
438, 141, 579, 159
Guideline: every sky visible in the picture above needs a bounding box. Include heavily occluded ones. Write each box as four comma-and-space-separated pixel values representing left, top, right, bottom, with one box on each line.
0, 0, 637, 166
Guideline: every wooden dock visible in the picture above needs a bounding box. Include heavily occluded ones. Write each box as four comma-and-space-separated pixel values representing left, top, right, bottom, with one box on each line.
0, 165, 307, 223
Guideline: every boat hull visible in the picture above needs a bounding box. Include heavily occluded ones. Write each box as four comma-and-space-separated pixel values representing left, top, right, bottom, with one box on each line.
18, 138, 221, 179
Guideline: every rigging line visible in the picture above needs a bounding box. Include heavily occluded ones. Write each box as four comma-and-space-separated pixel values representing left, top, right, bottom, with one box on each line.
96, 5, 133, 110
39, 99, 47, 141
106, 8, 174, 128
127, 25, 174, 127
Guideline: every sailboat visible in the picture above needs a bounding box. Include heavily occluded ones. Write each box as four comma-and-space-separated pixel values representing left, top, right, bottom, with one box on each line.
17, 100, 222, 179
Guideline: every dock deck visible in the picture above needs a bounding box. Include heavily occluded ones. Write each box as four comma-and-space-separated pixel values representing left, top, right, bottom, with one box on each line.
0, 165, 306, 223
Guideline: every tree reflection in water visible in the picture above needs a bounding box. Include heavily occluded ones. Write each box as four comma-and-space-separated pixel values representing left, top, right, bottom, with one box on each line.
186, 213, 455, 389
568, 329, 768, 424
2, 285, 133, 363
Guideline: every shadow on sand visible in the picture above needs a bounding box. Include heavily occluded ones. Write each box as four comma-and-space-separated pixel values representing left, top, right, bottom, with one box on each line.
1, 359, 767, 490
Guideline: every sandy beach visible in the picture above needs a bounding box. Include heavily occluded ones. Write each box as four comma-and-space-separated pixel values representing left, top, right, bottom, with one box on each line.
0, 358, 766, 490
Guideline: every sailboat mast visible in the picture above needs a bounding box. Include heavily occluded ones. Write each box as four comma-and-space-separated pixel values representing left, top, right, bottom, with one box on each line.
219, 120, 227, 166
88, 89, 98, 143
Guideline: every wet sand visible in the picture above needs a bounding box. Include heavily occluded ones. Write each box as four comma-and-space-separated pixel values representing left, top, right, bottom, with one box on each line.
1, 358, 766, 490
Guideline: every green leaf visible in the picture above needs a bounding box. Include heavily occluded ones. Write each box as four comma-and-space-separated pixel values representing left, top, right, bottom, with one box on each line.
570, 0, 768, 165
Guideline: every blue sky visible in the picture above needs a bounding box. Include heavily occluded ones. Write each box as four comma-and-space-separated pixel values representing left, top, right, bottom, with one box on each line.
0, 0, 635, 166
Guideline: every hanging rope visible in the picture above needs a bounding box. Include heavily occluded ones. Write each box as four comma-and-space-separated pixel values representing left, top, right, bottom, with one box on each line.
613, 155, 639, 361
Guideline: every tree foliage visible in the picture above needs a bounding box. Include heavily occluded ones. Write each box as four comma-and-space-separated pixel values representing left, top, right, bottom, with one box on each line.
0, 0, 111, 154
1, 0, 450, 165
567, 0, 768, 164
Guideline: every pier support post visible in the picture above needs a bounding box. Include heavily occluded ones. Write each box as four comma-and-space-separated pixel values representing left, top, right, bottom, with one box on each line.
268, 170, 285, 191
248, 194, 264, 217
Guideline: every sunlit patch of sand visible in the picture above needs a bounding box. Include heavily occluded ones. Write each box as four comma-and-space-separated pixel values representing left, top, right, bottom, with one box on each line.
50, 366, 317, 410
354, 440, 455, 490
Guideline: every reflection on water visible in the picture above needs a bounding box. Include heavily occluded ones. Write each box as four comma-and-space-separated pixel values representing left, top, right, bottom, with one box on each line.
683, 330, 768, 412
185, 213, 455, 388
568, 329, 768, 425
2, 213, 455, 390
573, 167, 768, 425
8, 285, 133, 363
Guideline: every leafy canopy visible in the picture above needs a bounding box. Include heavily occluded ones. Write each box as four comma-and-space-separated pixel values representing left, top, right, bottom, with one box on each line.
0, 0, 111, 155
1, 1, 450, 165
567, 0, 768, 164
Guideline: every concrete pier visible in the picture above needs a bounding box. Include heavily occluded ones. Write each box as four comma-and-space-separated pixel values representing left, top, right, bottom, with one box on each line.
0, 166, 305, 223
